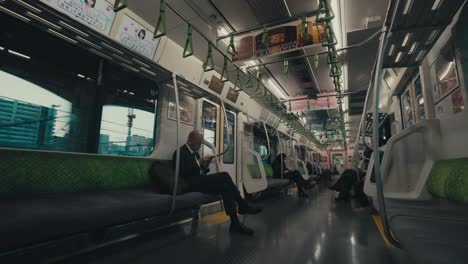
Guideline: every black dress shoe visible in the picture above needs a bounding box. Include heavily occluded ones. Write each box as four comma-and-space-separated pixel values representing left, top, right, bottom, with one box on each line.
238, 205, 263, 215
230, 223, 254, 236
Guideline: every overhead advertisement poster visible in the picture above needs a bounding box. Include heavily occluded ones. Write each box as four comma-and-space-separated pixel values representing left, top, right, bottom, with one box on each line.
114, 14, 160, 59
40, 0, 116, 35
232, 17, 328, 63
287, 92, 337, 112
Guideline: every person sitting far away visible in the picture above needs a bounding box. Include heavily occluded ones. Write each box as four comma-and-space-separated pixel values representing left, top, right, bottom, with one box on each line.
271, 153, 311, 198
172, 130, 262, 236
328, 146, 373, 203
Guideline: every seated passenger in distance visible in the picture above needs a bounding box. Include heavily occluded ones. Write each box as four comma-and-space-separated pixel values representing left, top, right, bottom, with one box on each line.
173, 130, 262, 236
271, 153, 310, 198
328, 146, 373, 205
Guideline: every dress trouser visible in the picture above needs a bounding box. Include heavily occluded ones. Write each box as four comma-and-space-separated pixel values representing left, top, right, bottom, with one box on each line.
188, 172, 246, 216
284, 170, 307, 192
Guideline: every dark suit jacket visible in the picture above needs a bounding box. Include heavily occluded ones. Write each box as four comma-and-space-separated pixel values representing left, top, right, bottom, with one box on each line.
172, 144, 209, 183
272, 155, 288, 179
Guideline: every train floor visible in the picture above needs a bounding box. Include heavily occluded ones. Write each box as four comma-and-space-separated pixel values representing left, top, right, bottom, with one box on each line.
61, 185, 413, 264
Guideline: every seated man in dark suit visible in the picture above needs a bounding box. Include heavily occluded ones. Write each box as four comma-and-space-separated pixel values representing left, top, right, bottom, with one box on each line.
272, 153, 310, 198
172, 130, 262, 236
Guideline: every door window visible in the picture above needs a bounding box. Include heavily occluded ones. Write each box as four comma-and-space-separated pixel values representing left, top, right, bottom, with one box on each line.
223, 112, 235, 164
201, 101, 218, 157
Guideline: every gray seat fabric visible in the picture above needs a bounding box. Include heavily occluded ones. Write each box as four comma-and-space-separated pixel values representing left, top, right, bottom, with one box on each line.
387, 198, 468, 264
267, 178, 291, 189
0, 187, 214, 251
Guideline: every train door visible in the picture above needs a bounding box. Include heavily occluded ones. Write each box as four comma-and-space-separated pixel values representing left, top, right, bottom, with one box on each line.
220, 110, 237, 182
199, 99, 220, 172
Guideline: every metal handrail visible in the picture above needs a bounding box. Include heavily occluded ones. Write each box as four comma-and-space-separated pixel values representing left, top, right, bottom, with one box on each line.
170, 73, 181, 215
372, 0, 401, 247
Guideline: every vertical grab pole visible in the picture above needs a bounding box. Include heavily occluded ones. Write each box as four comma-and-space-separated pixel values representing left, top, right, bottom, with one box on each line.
277, 130, 284, 179
170, 73, 181, 215
219, 99, 231, 155
372, 20, 400, 248
262, 122, 271, 160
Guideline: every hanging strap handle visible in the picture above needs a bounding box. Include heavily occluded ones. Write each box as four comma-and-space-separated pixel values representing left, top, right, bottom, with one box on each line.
203, 42, 215, 72
153, 0, 167, 39
182, 24, 194, 58
221, 56, 229, 82
113, 0, 128, 12
227, 36, 236, 56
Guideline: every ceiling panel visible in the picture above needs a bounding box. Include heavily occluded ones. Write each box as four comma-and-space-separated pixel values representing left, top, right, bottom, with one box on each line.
344, 0, 388, 32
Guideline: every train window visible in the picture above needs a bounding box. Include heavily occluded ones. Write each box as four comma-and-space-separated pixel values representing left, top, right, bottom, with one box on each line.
223, 112, 235, 164
97, 62, 158, 157
98, 106, 156, 156
201, 101, 218, 157
253, 143, 268, 160
414, 76, 425, 120
0, 15, 99, 152
401, 85, 414, 129
400, 71, 424, 130
0, 71, 77, 151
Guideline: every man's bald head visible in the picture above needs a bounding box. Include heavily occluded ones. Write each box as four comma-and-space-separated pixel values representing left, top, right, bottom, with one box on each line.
187, 130, 203, 151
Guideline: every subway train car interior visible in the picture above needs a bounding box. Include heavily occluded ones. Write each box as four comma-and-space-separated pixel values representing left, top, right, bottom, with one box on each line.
1, 0, 468, 263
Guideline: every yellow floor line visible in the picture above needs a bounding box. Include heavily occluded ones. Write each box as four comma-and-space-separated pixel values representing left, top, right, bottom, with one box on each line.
372, 215, 396, 248
200, 212, 231, 224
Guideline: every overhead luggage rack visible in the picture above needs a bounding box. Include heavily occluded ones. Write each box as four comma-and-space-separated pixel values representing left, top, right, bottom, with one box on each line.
382, 0, 466, 68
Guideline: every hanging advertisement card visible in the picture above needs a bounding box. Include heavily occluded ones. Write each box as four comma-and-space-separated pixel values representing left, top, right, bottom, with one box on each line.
41, 0, 116, 35
114, 14, 160, 59
232, 17, 328, 63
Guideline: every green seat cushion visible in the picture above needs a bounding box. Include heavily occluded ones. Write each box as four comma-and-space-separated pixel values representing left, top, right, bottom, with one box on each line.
247, 164, 262, 179
263, 164, 273, 178
0, 148, 154, 195
427, 158, 468, 203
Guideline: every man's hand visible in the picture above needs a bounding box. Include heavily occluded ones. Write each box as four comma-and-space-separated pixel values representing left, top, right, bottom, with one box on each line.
199, 156, 214, 165
200, 156, 213, 162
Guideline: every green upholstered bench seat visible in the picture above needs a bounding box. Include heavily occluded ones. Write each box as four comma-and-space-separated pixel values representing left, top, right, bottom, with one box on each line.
0, 148, 215, 251
427, 158, 468, 204
263, 164, 273, 178
0, 148, 154, 195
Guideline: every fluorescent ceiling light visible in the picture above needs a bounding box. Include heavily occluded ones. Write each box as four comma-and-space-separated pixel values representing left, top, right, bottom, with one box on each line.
88, 48, 113, 61
8, 49, 31, 59
119, 63, 140, 73
76, 36, 101, 50
267, 79, 287, 100
112, 54, 133, 65
409, 42, 418, 54
0, 47, 4, 51
101, 42, 123, 54
402, 0, 413, 14
16, 0, 42, 13
395, 52, 403, 63
58, 21, 89, 37
47, 29, 78, 45
140, 67, 157, 76
402, 33, 412, 47
26, 12, 61, 30
132, 58, 150, 68
432, 0, 444, 10
0, 6, 31, 22
388, 44, 395, 56
77, 74, 85, 78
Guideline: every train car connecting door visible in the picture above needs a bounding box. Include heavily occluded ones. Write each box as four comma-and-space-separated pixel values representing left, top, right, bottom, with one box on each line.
220, 110, 237, 183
